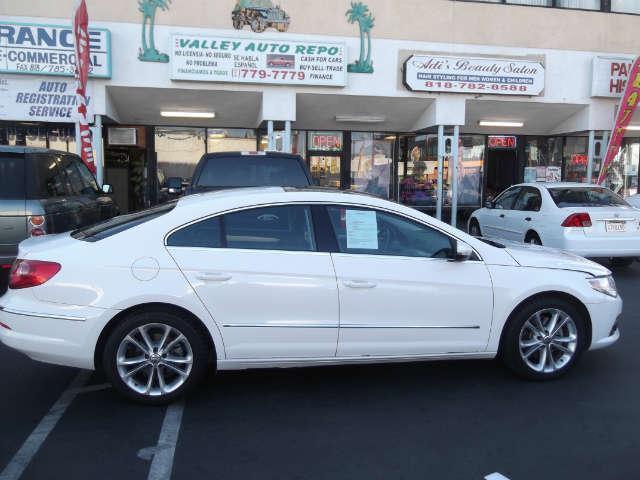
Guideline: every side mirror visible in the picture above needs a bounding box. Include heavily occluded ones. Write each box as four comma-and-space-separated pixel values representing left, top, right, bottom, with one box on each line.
484, 200, 495, 209
101, 184, 113, 194
450, 241, 474, 262
166, 177, 184, 194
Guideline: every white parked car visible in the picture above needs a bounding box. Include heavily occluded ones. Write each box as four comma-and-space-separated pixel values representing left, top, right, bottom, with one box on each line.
469, 182, 640, 267
626, 193, 640, 209
0, 187, 621, 404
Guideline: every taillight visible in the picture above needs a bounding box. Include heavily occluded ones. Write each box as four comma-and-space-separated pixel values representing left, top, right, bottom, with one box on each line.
9, 260, 61, 289
561, 212, 592, 228
28, 216, 47, 237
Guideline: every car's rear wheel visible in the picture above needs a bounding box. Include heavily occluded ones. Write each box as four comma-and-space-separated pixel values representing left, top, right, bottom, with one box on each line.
103, 310, 209, 404
501, 297, 587, 380
525, 232, 542, 245
469, 219, 482, 237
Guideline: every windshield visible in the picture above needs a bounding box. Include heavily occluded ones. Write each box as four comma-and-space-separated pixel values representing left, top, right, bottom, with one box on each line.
548, 187, 629, 208
72, 202, 176, 242
195, 156, 310, 189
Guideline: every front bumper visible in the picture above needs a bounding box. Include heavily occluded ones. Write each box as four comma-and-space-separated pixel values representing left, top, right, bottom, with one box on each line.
587, 296, 623, 350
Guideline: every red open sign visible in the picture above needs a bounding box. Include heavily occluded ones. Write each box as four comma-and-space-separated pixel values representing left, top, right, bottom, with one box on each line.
309, 132, 342, 151
488, 136, 517, 149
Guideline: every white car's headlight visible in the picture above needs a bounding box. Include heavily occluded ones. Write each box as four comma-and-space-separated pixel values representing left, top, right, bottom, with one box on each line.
588, 275, 617, 298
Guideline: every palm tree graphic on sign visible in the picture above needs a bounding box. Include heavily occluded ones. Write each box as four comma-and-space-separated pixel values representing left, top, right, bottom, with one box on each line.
346, 1, 374, 73
138, 0, 171, 63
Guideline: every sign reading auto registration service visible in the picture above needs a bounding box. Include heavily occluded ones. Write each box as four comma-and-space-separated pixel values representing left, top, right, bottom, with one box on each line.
404, 55, 544, 95
0, 22, 111, 78
171, 35, 347, 87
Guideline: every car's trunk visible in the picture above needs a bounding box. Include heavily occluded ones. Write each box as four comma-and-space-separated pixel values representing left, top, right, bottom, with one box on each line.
0, 199, 27, 259
578, 206, 640, 238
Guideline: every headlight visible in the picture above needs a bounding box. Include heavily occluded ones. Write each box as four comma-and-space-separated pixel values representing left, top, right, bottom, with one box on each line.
588, 275, 617, 298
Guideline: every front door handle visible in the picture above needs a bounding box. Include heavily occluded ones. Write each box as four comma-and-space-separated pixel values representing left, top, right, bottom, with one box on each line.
524, 217, 532, 222
195, 272, 232, 282
499, 214, 505, 218
343, 280, 377, 289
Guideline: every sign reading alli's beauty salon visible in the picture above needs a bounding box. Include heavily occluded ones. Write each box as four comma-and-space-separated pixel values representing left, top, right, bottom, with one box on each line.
404, 55, 545, 96
0, 22, 111, 78
171, 35, 347, 87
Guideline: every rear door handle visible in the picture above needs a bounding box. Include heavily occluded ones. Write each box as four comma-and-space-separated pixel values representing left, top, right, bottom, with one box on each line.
343, 280, 377, 289
524, 217, 532, 222
195, 272, 232, 282
499, 214, 505, 218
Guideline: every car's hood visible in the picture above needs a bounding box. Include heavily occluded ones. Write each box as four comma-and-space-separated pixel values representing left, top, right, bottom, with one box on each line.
502, 241, 610, 277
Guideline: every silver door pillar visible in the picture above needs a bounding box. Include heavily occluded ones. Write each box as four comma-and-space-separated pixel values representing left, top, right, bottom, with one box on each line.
586, 130, 595, 184
450, 125, 460, 228
436, 125, 444, 220
283, 120, 292, 153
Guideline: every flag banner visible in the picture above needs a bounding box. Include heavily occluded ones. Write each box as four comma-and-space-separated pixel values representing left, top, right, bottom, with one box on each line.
73, 0, 96, 174
598, 56, 640, 185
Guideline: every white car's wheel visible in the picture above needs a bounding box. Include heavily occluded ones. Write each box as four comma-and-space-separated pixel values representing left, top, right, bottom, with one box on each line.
469, 219, 482, 237
501, 296, 587, 380
103, 309, 210, 404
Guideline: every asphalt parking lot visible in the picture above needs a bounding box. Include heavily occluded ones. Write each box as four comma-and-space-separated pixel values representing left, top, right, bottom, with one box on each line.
0, 261, 638, 480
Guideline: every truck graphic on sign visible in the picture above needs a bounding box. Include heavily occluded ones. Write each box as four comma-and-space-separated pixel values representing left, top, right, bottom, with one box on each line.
232, 0, 290, 33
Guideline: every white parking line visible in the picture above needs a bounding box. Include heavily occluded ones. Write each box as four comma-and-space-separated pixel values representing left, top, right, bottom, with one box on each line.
0, 370, 91, 480
145, 401, 185, 480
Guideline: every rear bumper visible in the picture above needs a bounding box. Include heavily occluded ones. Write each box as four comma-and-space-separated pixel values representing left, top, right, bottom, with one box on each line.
555, 235, 640, 258
0, 302, 113, 369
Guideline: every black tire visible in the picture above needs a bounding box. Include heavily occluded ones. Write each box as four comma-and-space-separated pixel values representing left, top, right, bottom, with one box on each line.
103, 309, 210, 405
501, 296, 588, 381
610, 257, 634, 268
524, 232, 542, 245
468, 219, 482, 237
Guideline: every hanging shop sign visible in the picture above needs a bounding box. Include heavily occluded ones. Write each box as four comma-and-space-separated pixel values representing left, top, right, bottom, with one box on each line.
591, 56, 635, 98
171, 35, 347, 87
308, 131, 343, 151
488, 135, 517, 149
403, 55, 544, 95
0, 21, 111, 78
0, 75, 93, 122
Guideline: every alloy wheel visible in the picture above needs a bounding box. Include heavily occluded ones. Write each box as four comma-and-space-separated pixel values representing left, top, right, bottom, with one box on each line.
116, 323, 194, 397
518, 308, 578, 373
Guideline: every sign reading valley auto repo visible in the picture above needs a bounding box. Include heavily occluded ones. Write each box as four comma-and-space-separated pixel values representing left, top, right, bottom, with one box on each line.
404, 55, 545, 95
592, 56, 635, 98
171, 35, 346, 87
0, 22, 111, 78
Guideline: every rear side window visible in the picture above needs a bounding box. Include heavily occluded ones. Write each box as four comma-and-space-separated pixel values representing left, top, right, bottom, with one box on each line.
72, 202, 176, 242
28, 153, 69, 198
224, 205, 316, 251
549, 187, 628, 208
167, 217, 222, 248
195, 156, 310, 188
0, 155, 25, 199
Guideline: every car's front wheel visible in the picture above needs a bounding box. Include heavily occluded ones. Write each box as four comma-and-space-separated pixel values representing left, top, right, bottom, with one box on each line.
103, 309, 209, 404
501, 296, 587, 380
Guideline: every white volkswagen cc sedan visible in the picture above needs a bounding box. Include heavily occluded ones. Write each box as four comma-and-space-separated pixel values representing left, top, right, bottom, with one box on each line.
0, 187, 621, 404
469, 182, 640, 267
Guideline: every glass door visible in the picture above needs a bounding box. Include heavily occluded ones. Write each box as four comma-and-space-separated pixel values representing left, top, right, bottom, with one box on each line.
308, 155, 341, 188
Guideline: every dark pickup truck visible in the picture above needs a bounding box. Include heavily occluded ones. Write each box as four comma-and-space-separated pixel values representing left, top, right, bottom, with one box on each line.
185, 151, 313, 194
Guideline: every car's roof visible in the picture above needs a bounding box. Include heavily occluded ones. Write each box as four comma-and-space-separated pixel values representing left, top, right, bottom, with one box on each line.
201, 151, 303, 159
0, 145, 72, 156
517, 182, 604, 190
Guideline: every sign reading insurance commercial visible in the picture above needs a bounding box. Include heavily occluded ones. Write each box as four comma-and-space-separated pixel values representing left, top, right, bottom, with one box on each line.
0, 75, 93, 122
171, 35, 347, 87
404, 55, 545, 95
0, 22, 111, 78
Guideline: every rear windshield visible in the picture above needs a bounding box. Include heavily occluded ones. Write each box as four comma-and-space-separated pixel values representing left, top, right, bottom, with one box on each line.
548, 187, 628, 208
194, 156, 310, 189
72, 202, 176, 242
0, 155, 25, 199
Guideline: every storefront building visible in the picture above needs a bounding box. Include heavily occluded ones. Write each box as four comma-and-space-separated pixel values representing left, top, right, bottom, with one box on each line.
3, 0, 640, 224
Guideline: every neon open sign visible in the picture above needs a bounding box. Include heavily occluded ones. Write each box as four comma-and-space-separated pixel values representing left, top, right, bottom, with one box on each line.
308, 131, 342, 151
488, 136, 517, 149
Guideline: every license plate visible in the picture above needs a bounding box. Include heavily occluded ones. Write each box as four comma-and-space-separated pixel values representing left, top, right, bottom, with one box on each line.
606, 221, 626, 232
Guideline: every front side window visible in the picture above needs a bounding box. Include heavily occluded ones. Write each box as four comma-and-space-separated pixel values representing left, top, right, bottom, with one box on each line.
548, 187, 628, 208
62, 157, 85, 196
494, 187, 521, 210
223, 205, 316, 252
327, 206, 454, 258
29, 154, 68, 198
73, 158, 100, 194
513, 187, 542, 212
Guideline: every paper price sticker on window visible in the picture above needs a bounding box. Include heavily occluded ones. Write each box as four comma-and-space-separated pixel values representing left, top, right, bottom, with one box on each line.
346, 210, 378, 250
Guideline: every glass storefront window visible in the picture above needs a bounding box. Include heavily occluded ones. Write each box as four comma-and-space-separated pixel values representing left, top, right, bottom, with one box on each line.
155, 127, 205, 184
399, 134, 439, 208
600, 139, 639, 197
562, 137, 589, 183
451, 135, 484, 207
258, 130, 306, 158
208, 128, 256, 153
350, 132, 394, 199
308, 155, 341, 188
611, 0, 640, 14
525, 137, 562, 183
557, 0, 599, 9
